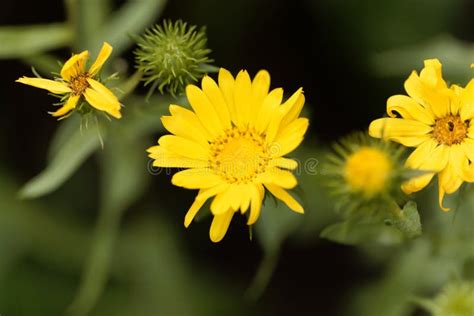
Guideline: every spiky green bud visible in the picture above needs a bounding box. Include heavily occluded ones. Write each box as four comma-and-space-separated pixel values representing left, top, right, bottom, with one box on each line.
134, 20, 214, 97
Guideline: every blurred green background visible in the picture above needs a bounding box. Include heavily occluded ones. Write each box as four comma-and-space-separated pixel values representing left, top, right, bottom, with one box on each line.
0, 0, 473, 315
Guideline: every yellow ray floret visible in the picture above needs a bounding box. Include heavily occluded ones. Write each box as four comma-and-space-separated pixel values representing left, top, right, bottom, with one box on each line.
369, 59, 474, 210
148, 68, 309, 242
16, 42, 121, 119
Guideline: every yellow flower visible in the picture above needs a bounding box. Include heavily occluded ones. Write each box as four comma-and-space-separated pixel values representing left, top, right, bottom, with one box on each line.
148, 68, 308, 242
369, 59, 474, 210
344, 147, 393, 198
16, 42, 121, 119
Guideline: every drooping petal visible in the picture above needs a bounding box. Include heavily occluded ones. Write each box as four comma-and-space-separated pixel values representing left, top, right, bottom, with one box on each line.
16, 77, 71, 94
386, 95, 435, 125
209, 209, 234, 243
184, 193, 207, 228
171, 168, 223, 189
369, 118, 432, 146
88, 42, 113, 76
438, 163, 464, 211
265, 184, 304, 214
83, 78, 121, 118
257, 168, 298, 189
158, 135, 209, 160
402, 172, 435, 195
60, 51, 89, 81
186, 84, 224, 137
247, 184, 264, 225
268, 157, 299, 170
201, 75, 231, 129
50, 95, 80, 117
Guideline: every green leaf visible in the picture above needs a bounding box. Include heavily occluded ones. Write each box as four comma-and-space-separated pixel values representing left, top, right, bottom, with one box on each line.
0, 24, 72, 59
19, 118, 101, 199
386, 201, 422, 239
320, 219, 403, 246
95, 0, 168, 55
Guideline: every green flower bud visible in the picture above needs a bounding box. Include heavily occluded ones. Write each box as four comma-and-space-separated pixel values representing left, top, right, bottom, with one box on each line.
134, 20, 214, 97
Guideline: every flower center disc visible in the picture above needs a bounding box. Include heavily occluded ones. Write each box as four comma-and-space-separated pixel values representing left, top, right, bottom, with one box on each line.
70, 74, 90, 95
433, 115, 468, 146
210, 128, 269, 183
344, 147, 392, 197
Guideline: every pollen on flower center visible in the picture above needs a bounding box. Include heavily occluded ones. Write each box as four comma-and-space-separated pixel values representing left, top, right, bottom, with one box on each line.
433, 115, 468, 146
210, 127, 269, 184
344, 147, 392, 197
69, 74, 90, 95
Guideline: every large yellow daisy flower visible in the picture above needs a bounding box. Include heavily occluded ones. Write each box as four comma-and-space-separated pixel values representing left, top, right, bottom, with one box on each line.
16, 42, 121, 119
369, 59, 474, 210
148, 68, 308, 242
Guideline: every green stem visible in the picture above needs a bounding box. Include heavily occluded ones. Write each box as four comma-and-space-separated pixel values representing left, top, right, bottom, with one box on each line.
66, 204, 124, 316
245, 248, 280, 301
117, 70, 143, 100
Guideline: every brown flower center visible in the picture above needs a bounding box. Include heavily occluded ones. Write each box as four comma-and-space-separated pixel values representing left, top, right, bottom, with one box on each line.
433, 115, 468, 145
69, 74, 90, 95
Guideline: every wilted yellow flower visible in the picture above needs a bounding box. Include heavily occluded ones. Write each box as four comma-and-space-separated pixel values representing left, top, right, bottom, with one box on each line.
16, 42, 121, 119
148, 68, 308, 242
369, 59, 474, 210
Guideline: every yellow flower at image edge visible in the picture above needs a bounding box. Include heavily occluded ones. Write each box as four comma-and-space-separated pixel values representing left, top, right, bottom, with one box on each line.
148, 69, 308, 242
16, 42, 121, 119
369, 59, 474, 210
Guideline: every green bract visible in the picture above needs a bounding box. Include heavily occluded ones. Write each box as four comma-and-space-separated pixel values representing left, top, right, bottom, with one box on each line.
134, 20, 213, 97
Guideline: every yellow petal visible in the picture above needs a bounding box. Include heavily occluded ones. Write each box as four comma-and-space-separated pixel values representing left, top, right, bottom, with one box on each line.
459, 79, 474, 121
218, 68, 238, 125
186, 84, 224, 137
50, 95, 79, 117
280, 93, 305, 129
83, 79, 121, 118
402, 172, 435, 195
171, 168, 223, 189
147, 146, 208, 168
169, 104, 213, 141
255, 88, 283, 133
161, 107, 210, 147
251, 70, 271, 116
233, 70, 252, 125
201, 76, 232, 130
158, 135, 209, 160
60, 50, 89, 81
88, 42, 113, 76
369, 118, 432, 146
272, 117, 309, 157
257, 168, 298, 189
438, 162, 464, 211
209, 209, 234, 243
268, 157, 299, 170
16, 77, 71, 94
247, 184, 264, 225
386, 95, 434, 125
404, 69, 450, 118
184, 193, 207, 228
463, 139, 474, 162
265, 184, 304, 214
196, 183, 229, 201
278, 88, 304, 126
